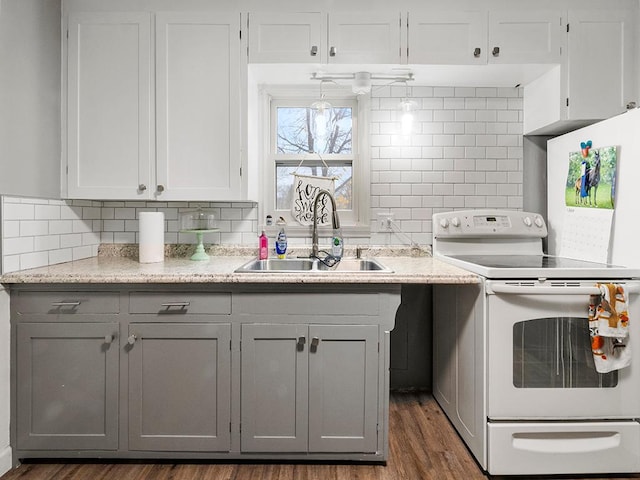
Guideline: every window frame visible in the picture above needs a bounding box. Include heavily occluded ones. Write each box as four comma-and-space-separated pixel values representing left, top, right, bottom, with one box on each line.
259, 85, 370, 237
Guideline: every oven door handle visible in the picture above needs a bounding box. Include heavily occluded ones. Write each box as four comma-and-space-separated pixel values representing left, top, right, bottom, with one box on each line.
488, 284, 640, 295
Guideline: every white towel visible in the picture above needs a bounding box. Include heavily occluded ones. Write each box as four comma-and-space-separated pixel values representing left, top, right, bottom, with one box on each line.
589, 283, 631, 373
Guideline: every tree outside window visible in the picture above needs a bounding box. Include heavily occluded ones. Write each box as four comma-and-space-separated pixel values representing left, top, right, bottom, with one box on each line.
274, 104, 354, 211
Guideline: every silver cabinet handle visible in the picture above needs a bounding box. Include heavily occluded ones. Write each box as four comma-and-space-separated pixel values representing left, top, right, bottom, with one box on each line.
310, 45, 318, 56
127, 334, 137, 345
310, 336, 320, 352
156, 184, 165, 193
138, 184, 147, 192
473, 47, 481, 57
104, 334, 114, 344
492, 46, 500, 57
329, 46, 337, 57
297, 336, 306, 351
51, 301, 81, 307
160, 302, 190, 308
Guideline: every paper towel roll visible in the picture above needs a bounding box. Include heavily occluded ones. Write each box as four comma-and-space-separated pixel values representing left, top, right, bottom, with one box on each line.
139, 212, 165, 263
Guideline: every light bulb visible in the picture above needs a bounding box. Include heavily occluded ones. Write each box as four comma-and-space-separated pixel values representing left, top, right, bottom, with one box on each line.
401, 111, 413, 135
310, 99, 333, 144
399, 98, 418, 135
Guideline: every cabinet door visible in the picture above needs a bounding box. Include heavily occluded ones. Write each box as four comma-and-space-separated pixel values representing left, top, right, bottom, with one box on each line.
16, 322, 119, 450
155, 13, 242, 200
248, 12, 325, 63
328, 13, 401, 64
128, 323, 231, 452
241, 324, 308, 452
408, 11, 487, 64
66, 12, 152, 199
567, 10, 636, 120
308, 325, 379, 453
488, 11, 562, 64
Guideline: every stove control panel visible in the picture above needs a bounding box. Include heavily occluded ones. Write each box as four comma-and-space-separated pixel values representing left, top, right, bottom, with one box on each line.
433, 210, 547, 238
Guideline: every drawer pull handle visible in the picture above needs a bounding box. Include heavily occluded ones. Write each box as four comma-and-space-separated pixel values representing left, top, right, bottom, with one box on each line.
127, 334, 137, 345
310, 336, 320, 353
297, 336, 306, 351
138, 184, 147, 192
492, 46, 500, 57
473, 47, 481, 57
329, 46, 337, 57
310, 45, 318, 56
51, 301, 81, 307
104, 334, 114, 344
161, 302, 190, 308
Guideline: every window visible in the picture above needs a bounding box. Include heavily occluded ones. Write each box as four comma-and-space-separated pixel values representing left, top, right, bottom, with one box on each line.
261, 87, 370, 235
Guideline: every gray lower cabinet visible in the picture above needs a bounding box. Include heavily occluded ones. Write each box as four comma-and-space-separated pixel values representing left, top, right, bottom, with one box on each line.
241, 323, 379, 453
127, 322, 231, 452
16, 321, 119, 450
10, 285, 399, 462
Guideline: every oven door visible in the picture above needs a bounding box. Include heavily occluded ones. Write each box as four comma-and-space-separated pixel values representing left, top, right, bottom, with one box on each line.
486, 279, 640, 420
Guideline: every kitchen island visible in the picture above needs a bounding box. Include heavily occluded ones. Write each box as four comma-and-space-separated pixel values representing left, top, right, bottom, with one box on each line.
0, 254, 477, 466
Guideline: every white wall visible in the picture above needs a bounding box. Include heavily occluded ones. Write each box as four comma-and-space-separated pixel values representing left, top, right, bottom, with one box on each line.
0, 286, 10, 477
0, 0, 61, 198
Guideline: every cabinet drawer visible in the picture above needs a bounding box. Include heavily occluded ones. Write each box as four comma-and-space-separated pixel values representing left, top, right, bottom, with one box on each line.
235, 293, 380, 316
12, 291, 120, 315
129, 292, 231, 315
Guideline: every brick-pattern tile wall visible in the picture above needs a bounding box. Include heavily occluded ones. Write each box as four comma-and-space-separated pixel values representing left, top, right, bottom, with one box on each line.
369, 86, 523, 246
1, 197, 257, 274
1, 86, 523, 272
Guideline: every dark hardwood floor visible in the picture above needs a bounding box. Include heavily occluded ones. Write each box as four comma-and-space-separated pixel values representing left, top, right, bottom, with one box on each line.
2, 392, 640, 480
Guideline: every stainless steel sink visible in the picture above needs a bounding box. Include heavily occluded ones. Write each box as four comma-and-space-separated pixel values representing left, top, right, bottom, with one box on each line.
234, 258, 392, 273
315, 258, 391, 272
234, 258, 315, 272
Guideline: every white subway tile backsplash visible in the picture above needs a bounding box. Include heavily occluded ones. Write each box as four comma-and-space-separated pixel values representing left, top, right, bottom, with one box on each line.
2, 86, 523, 268
20, 251, 49, 270
49, 248, 73, 265
34, 204, 60, 220
4, 203, 34, 221
20, 220, 48, 237
4, 237, 35, 255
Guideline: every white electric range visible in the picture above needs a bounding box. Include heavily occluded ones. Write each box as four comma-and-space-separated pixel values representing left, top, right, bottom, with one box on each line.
432, 210, 640, 476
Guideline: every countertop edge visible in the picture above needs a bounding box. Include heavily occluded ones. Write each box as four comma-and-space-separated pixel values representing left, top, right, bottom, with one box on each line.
0, 256, 480, 285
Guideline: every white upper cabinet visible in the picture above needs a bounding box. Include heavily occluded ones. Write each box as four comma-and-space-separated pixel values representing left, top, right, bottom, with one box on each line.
248, 12, 401, 64
248, 12, 325, 63
566, 10, 636, 120
407, 11, 487, 64
66, 12, 152, 199
407, 10, 562, 65
524, 8, 637, 135
155, 12, 241, 201
488, 11, 562, 64
65, 11, 242, 201
327, 13, 401, 64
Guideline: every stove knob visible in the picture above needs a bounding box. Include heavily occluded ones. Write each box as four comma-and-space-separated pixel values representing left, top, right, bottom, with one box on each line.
451, 217, 461, 227
439, 218, 449, 228
534, 216, 544, 228
523, 216, 532, 227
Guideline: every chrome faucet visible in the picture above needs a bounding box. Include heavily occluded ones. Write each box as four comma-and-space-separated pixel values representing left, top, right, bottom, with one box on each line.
311, 189, 340, 258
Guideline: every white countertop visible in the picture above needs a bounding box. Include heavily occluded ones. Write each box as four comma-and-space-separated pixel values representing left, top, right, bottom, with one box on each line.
0, 255, 479, 285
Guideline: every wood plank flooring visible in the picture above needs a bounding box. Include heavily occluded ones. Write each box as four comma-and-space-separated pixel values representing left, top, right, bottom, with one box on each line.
2, 392, 640, 480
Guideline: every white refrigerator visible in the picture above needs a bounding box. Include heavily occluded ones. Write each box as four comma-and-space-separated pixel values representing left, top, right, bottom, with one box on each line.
547, 108, 640, 268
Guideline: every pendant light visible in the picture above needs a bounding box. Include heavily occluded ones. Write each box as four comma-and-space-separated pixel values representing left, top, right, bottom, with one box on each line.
399, 82, 418, 136
310, 79, 334, 146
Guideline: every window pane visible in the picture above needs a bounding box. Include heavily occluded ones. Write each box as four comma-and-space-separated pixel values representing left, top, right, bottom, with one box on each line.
513, 317, 617, 388
276, 164, 352, 210
276, 107, 352, 155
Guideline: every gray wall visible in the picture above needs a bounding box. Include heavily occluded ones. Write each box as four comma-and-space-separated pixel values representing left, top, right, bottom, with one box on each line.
0, 0, 61, 198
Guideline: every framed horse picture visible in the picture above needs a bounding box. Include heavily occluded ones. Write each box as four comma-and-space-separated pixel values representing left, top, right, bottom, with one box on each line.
565, 145, 617, 209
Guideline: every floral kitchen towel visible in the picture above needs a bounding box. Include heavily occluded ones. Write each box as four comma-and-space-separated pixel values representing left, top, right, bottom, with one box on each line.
589, 283, 631, 373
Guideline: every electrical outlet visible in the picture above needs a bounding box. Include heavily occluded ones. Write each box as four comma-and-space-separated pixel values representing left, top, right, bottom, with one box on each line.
376, 213, 395, 232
